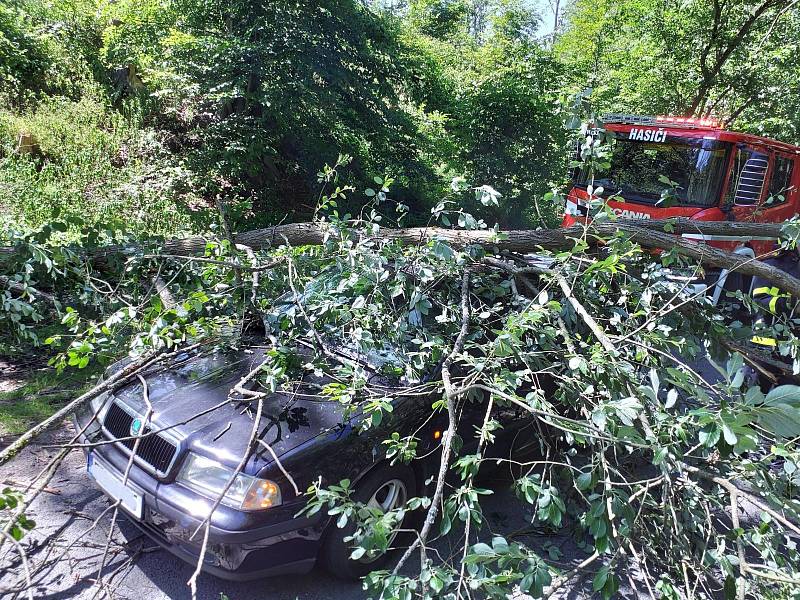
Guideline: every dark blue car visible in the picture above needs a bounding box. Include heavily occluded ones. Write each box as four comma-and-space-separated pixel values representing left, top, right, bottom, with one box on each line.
74, 342, 527, 580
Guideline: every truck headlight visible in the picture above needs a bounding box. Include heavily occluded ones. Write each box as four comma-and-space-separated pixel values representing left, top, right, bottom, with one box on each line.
177, 453, 282, 510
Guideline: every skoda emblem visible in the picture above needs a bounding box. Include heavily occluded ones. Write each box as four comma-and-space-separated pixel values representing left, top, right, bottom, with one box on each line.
130, 417, 143, 436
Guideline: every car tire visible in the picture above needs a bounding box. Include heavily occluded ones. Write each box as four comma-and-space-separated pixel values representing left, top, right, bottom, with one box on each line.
320, 462, 416, 580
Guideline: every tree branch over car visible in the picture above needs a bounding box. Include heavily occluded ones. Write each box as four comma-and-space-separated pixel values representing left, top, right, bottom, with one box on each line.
1, 187, 799, 597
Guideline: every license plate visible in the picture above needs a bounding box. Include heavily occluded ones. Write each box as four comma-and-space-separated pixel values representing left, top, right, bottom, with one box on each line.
87, 453, 144, 519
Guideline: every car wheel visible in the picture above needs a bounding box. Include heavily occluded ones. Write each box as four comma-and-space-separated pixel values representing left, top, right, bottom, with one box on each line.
320, 463, 416, 580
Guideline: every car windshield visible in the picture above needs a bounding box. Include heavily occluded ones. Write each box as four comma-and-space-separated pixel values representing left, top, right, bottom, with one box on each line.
576, 136, 731, 207
266, 272, 417, 379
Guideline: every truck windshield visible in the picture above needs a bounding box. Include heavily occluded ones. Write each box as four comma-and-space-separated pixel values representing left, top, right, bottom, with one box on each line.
576, 137, 731, 208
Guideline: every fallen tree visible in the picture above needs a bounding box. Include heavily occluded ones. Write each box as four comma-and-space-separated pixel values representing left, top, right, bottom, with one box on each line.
143, 218, 800, 298
150, 217, 788, 254
5, 218, 799, 298
1, 212, 799, 600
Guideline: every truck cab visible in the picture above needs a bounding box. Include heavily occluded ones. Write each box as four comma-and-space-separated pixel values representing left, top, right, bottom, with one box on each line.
564, 114, 800, 257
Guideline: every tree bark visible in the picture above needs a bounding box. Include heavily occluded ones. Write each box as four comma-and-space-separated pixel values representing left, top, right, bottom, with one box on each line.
174, 219, 800, 298
150, 218, 789, 255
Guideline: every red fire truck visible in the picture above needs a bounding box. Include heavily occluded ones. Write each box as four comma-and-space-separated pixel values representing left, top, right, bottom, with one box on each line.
563, 114, 800, 260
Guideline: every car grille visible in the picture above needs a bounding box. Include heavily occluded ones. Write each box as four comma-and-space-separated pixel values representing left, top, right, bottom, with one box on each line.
103, 402, 177, 475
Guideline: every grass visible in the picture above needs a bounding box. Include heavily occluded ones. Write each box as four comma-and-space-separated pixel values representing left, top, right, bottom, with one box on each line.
0, 364, 98, 436
0, 95, 194, 239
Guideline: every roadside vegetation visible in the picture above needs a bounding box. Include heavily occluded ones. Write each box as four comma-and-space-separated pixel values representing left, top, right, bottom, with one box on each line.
1, 0, 799, 598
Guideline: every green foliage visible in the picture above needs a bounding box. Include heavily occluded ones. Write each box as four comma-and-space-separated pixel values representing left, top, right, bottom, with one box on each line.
0, 97, 192, 234
0, 1, 99, 107
0, 3, 51, 105
0, 0, 195, 235
2, 163, 800, 597
1, 0, 570, 236
0, 487, 36, 541
451, 45, 567, 226
556, 0, 800, 142
3, 0, 800, 240
97, 0, 454, 226
2, 2, 800, 597
408, 0, 469, 39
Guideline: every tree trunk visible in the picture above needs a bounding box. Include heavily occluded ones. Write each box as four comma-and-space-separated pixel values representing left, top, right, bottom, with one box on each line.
151, 218, 786, 253
160, 219, 800, 298
6, 219, 800, 298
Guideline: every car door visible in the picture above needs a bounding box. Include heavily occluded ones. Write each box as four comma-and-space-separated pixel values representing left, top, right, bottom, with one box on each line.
751, 152, 799, 256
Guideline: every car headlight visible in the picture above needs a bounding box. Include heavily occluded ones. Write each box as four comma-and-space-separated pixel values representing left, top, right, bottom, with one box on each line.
89, 390, 111, 414
177, 453, 282, 510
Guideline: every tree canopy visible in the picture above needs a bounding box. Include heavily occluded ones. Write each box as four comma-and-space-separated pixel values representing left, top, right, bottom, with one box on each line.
556, 0, 800, 138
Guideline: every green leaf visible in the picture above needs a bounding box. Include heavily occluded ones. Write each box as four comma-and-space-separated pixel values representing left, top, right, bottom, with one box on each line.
722, 424, 737, 446
472, 542, 494, 556
665, 388, 678, 409
754, 404, 800, 438
520, 572, 534, 593
431, 240, 455, 261
440, 512, 452, 535
593, 566, 609, 592
723, 575, 737, 600
10, 525, 23, 541
699, 425, 721, 447
745, 386, 764, 405
764, 385, 800, 407
576, 471, 593, 490
491, 536, 509, 554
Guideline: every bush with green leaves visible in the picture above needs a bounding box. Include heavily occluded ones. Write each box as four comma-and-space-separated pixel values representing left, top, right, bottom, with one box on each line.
0, 96, 194, 235
0, 0, 581, 238
0, 0, 99, 108
97, 0, 456, 227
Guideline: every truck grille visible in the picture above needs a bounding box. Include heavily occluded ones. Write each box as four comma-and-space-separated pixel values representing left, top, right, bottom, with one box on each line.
103, 402, 177, 476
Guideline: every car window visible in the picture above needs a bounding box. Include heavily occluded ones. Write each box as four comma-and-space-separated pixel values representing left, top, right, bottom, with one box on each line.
727, 148, 768, 206
576, 136, 730, 208
767, 154, 796, 206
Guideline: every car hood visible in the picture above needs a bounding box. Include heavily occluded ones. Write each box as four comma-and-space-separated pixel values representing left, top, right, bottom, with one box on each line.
110, 346, 350, 475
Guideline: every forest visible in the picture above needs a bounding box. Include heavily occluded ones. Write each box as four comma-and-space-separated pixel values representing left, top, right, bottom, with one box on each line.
3, 0, 800, 236
1, 0, 800, 599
